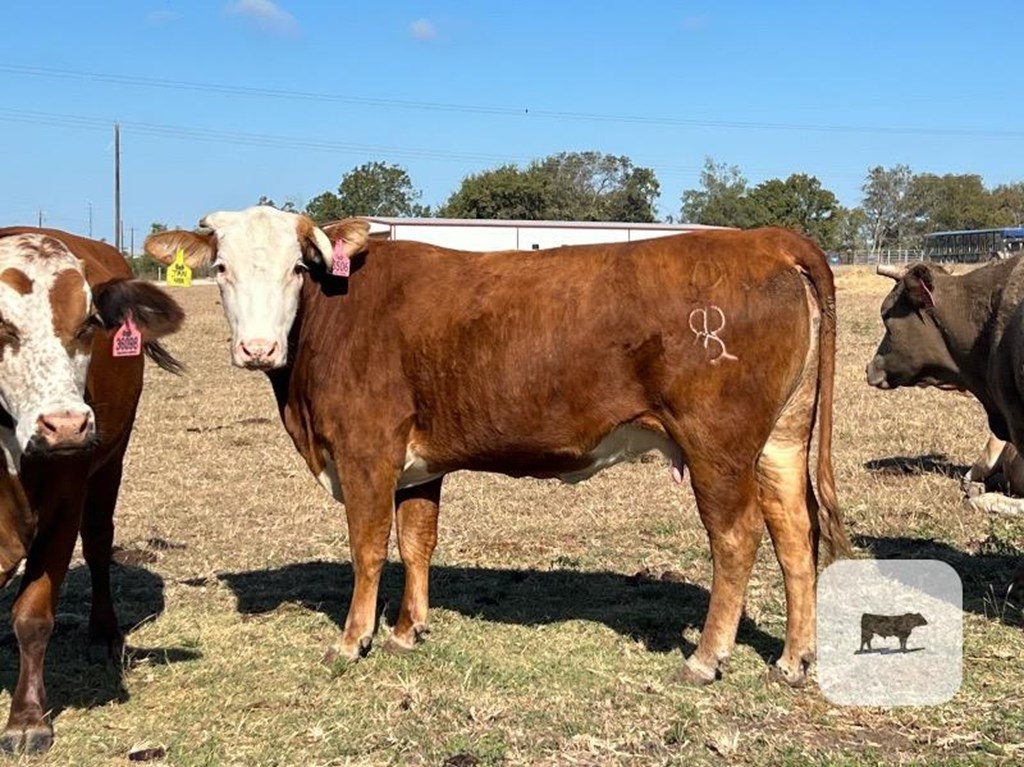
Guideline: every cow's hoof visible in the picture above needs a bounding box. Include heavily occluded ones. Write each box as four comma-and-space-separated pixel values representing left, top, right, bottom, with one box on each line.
381, 635, 415, 655
88, 638, 125, 666
0, 724, 53, 755
768, 659, 811, 688
678, 658, 718, 686
321, 635, 371, 666
382, 623, 429, 654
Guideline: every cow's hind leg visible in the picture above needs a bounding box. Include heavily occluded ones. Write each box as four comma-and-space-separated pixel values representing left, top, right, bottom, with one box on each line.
681, 460, 764, 685
2, 501, 83, 755
81, 453, 128, 662
384, 477, 442, 653
757, 439, 818, 686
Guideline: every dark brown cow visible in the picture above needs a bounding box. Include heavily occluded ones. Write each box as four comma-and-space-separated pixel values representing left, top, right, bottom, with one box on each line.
0, 228, 184, 754
867, 260, 1024, 508
859, 612, 928, 652
146, 206, 850, 687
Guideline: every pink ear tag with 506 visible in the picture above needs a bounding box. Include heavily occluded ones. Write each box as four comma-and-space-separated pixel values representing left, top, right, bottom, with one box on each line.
112, 311, 142, 357
331, 239, 351, 277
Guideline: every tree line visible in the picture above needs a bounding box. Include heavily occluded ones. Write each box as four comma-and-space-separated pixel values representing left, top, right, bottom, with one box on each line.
222, 153, 1024, 256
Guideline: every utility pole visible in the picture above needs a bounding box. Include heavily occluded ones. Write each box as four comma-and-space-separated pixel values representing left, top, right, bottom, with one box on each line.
113, 122, 121, 252
130, 226, 135, 258
37, 209, 43, 228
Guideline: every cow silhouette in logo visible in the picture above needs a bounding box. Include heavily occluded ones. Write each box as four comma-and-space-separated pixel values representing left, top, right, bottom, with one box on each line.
859, 612, 928, 653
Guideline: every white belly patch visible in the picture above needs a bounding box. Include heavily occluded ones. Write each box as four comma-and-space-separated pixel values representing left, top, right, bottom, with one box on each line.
317, 450, 344, 502
316, 447, 445, 502
557, 424, 684, 484
315, 425, 683, 502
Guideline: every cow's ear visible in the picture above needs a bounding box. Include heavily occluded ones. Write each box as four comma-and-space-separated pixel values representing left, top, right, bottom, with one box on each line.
93, 278, 185, 339
295, 215, 335, 269
322, 218, 370, 261
144, 230, 216, 269
903, 265, 936, 310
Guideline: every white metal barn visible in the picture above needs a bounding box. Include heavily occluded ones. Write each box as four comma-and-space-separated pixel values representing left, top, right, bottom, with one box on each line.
352, 217, 728, 252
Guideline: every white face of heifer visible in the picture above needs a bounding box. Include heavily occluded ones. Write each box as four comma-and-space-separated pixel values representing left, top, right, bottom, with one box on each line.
0, 235, 99, 466
144, 206, 360, 370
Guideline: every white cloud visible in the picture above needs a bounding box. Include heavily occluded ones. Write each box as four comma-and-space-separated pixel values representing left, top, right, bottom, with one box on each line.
410, 18, 437, 41
226, 0, 300, 37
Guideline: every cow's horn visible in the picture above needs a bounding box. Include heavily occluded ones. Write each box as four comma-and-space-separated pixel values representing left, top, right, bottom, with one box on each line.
876, 263, 908, 280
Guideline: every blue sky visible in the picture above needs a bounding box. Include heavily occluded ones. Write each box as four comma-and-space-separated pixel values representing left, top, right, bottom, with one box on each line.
1, 1, 1021, 245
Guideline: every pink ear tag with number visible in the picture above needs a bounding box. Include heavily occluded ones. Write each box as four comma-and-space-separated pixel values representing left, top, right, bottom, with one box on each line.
112, 311, 142, 357
331, 239, 351, 277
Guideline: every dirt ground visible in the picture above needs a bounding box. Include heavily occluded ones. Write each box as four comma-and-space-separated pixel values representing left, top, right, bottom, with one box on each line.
1, 267, 1021, 766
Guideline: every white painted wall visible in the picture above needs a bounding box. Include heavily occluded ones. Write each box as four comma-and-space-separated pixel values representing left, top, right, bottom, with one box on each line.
368, 219, 720, 253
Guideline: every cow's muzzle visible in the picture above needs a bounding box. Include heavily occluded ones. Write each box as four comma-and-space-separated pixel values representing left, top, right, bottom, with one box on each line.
234, 339, 285, 371
865, 359, 890, 389
26, 411, 97, 455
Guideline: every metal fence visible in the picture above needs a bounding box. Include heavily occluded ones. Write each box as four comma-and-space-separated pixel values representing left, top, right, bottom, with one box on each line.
836, 250, 924, 266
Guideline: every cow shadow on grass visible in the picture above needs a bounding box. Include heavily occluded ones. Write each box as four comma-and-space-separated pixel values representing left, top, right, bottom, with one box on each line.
854, 535, 1024, 627
0, 559, 200, 721
217, 562, 785, 665
863, 453, 970, 479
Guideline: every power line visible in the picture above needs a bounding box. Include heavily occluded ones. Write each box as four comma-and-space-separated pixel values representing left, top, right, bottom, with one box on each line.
2, 62, 1023, 139
0, 106, 877, 183
0, 107, 530, 165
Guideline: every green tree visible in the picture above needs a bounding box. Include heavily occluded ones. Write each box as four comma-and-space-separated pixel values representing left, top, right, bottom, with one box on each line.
305, 162, 430, 224
992, 182, 1024, 226
532, 152, 660, 222
438, 165, 548, 219
907, 173, 1000, 234
439, 152, 660, 222
835, 207, 870, 255
861, 164, 915, 253
680, 157, 756, 227
256, 195, 298, 213
746, 173, 843, 249
149, 222, 168, 235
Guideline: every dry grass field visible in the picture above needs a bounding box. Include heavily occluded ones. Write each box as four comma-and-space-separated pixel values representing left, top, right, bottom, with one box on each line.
2, 268, 1022, 766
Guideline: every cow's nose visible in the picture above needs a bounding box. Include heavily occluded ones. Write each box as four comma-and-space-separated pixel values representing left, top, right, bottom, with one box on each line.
238, 338, 279, 367
36, 411, 91, 447
865, 359, 889, 389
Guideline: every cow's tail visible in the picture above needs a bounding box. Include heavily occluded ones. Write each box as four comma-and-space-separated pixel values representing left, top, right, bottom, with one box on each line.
789, 234, 852, 565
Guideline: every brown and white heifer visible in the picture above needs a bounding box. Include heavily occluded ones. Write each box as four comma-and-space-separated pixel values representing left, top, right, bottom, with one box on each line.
147, 206, 849, 687
0, 228, 184, 754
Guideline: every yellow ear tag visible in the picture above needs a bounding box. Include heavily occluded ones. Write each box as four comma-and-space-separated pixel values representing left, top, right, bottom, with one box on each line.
166, 248, 192, 287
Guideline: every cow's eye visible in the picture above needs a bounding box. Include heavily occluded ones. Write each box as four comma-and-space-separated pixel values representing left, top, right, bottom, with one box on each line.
213, 261, 227, 275
293, 261, 308, 275
0, 321, 18, 342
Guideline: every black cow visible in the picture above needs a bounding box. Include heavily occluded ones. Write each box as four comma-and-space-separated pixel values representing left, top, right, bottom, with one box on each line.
859, 612, 928, 652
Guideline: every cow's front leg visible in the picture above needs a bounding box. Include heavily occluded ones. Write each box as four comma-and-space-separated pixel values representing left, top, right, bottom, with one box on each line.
384, 477, 442, 653
81, 456, 127, 663
2, 505, 82, 755
324, 458, 397, 664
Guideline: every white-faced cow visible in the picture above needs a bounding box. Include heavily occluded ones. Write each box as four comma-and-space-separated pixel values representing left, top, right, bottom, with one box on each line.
0, 228, 184, 754
146, 206, 849, 687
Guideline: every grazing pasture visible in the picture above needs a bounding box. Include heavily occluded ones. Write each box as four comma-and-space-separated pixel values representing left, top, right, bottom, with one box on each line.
1, 269, 1021, 766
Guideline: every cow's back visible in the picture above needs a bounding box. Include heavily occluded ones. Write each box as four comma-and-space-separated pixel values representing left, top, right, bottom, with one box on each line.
0, 228, 132, 285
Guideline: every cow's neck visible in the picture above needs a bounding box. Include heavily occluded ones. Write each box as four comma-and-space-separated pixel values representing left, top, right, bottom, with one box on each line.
931, 268, 1008, 394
